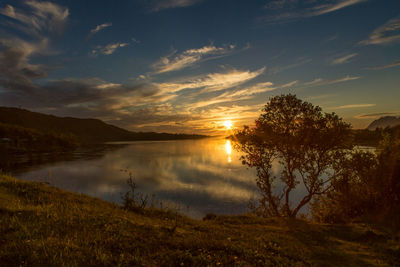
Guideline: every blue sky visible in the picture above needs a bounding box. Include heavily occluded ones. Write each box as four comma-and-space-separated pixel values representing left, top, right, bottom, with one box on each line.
0, 0, 399, 133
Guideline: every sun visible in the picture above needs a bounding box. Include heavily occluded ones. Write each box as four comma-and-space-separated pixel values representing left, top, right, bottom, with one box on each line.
223, 120, 233, 130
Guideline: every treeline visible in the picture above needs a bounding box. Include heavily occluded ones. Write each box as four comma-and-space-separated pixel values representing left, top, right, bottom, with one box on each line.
312, 127, 400, 227
0, 122, 78, 152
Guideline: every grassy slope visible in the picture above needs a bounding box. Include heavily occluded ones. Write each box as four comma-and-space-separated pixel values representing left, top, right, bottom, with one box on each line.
1, 174, 399, 266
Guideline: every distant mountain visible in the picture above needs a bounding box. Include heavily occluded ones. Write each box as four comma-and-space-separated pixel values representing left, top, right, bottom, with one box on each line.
0, 107, 207, 144
367, 116, 400, 130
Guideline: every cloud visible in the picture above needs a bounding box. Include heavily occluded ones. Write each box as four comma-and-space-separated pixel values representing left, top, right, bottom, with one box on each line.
264, 0, 298, 10
304, 75, 360, 87
156, 67, 266, 94
106, 104, 202, 130
188, 80, 298, 109
0, 38, 49, 93
304, 78, 323, 86
366, 60, 400, 70
331, 53, 357, 65
280, 80, 298, 88
334, 103, 376, 109
355, 112, 400, 119
359, 17, 400, 45
0, 73, 179, 125
131, 38, 140, 44
306, 94, 336, 100
0, 38, 173, 119
269, 57, 312, 74
312, 0, 367, 16
261, 0, 367, 23
0, 1, 69, 36
0, 33, 261, 134
91, 42, 129, 55
188, 81, 275, 109
152, 45, 235, 73
90, 22, 112, 35
223, 82, 276, 98
322, 35, 339, 43
148, 0, 203, 12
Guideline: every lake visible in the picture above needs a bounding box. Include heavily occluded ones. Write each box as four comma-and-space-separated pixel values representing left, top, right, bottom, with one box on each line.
4, 138, 371, 218
8, 138, 262, 218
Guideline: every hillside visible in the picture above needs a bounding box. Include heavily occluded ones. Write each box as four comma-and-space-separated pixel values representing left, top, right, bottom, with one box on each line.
0, 107, 206, 144
367, 116, 400, 130
0, 122, 78, 152
1, 174, 399, 266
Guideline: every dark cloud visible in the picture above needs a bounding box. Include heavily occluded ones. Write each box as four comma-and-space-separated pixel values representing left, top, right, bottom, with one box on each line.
0, 40, 169, 117
0, 42, 184, 129
0, 42, 45, 94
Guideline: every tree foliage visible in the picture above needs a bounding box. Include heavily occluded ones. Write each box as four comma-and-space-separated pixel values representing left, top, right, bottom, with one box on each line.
312, 129, 400, 226
234, 94, 352, 218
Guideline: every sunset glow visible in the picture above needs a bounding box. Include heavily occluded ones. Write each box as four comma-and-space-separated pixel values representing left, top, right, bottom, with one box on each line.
224, 120, 233, 130
0, 0, 398, 133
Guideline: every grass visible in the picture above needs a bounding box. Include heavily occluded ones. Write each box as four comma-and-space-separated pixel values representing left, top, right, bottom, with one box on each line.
1, 174, 399, 266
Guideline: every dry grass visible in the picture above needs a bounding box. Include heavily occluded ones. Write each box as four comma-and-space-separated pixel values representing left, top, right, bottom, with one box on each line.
1, 174, 399, 266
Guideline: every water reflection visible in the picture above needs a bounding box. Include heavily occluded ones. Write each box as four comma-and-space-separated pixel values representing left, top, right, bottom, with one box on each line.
14, 138, 259, 218
225, 140, 232, 163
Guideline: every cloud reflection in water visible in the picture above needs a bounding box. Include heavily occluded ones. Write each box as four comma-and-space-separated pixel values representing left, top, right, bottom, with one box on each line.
17, 138, 259, 218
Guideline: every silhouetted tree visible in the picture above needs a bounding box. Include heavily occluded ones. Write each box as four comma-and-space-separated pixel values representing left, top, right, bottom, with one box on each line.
312, 129, 400, 226
234, 94, 352, 218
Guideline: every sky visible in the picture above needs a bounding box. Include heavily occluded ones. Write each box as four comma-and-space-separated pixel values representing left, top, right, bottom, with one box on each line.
0, 0, 399, 134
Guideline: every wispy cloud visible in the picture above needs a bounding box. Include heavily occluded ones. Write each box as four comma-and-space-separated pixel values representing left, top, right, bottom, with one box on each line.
131, 38, 140, 44
322, 35, 339, 43
304, 75, 360, 87
312, 0, 367, 16
224, 81, 276, 98
261, 0, 367, 23
152, 45, 235, 73
306, 94, 336, 101
0, 1, 69, 36
91, 42, 129, 55
264, 0, 298, 10
189, 80, 298, 109
280, 80, 298, 88
359, 17, 400, 45
334, 103, 376, 109
90, 22, 112, 35
156, 67, 266, 94
355, 112, 400, 119
269, 57, 312, 74
365, 60, 400, 70
148, 0, 203, 12
331, 53, 357, 65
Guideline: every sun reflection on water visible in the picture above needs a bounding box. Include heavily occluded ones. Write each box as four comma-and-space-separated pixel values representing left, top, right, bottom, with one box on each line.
225, 140, 232, 163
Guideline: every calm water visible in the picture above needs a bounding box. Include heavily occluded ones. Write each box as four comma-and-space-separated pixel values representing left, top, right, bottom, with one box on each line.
11, 138, 261, 218
7, 138, 369, 218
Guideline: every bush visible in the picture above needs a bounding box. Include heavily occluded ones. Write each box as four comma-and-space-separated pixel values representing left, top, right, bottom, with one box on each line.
311, 130, 400, 227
